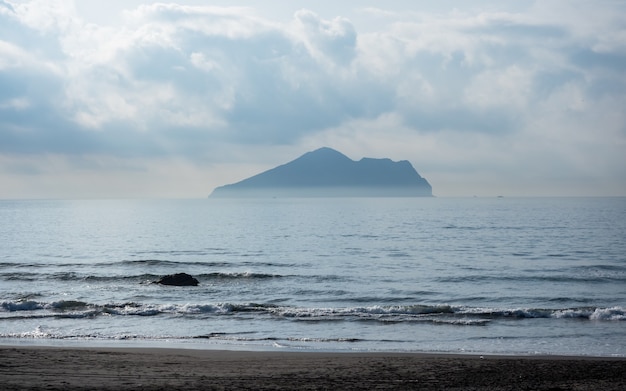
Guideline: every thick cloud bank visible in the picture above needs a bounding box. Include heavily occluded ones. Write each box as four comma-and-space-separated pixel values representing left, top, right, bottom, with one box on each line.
1, 1, 625, 197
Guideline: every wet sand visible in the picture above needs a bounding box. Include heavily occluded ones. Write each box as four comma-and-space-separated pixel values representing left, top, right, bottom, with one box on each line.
1, 346, 625, 390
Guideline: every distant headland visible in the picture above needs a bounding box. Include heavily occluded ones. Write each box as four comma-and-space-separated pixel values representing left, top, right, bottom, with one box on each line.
209, 147, 433, 198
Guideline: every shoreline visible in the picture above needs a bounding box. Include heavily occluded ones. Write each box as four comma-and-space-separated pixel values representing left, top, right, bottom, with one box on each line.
2, 345, 625, 390
2, 342, 626, 359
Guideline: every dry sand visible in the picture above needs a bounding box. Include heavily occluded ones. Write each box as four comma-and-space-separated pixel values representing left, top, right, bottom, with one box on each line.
1, 346, 625, 390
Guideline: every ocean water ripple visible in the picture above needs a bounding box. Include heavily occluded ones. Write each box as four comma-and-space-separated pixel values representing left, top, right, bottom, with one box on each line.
1, 197, 625, 356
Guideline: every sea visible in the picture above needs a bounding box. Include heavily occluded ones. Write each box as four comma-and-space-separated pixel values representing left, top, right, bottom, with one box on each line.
1, 197, 625, 357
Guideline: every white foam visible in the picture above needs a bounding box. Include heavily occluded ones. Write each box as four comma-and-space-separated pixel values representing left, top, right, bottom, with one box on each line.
1, 300, 43, 311
589, 307, 625, 321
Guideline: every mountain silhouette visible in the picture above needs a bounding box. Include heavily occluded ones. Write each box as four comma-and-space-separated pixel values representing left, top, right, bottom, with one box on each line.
210, 147, 433, 197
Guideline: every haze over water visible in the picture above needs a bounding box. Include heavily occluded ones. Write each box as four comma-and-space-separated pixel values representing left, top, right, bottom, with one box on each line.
1, 197, 625, 356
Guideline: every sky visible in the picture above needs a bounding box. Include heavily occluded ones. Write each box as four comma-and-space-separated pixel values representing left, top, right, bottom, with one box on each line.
1, 0, 625, 198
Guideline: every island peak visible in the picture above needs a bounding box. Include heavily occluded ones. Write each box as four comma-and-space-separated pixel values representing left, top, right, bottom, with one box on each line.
210, 148, 433, 198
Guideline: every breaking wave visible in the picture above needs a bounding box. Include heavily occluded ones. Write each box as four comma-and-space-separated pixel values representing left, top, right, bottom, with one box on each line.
2, 300, 623, 323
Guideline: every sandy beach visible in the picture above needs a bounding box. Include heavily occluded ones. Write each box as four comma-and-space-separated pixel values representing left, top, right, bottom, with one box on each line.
1, 346, 624, 390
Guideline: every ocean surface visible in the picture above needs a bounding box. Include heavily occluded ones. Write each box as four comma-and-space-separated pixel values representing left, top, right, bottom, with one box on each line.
1, 197, 625, 356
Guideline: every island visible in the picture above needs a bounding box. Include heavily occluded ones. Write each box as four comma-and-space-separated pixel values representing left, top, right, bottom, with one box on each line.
209, 147, 433, 198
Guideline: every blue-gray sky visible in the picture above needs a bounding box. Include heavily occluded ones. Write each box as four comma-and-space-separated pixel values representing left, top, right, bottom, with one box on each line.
1, 0, 625, 198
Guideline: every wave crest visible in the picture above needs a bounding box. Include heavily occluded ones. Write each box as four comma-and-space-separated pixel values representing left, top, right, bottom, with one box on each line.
2, 300, 624, 324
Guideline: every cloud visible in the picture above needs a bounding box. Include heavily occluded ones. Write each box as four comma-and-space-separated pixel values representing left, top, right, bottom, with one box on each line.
292, 9, 357, 66
1, 0, 625, 197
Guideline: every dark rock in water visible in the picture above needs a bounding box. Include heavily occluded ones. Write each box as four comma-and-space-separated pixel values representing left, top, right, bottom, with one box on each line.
154, 273, 199, 286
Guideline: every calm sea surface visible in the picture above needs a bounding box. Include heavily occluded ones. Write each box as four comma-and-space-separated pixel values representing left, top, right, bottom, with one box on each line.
1, 197, 625, 356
